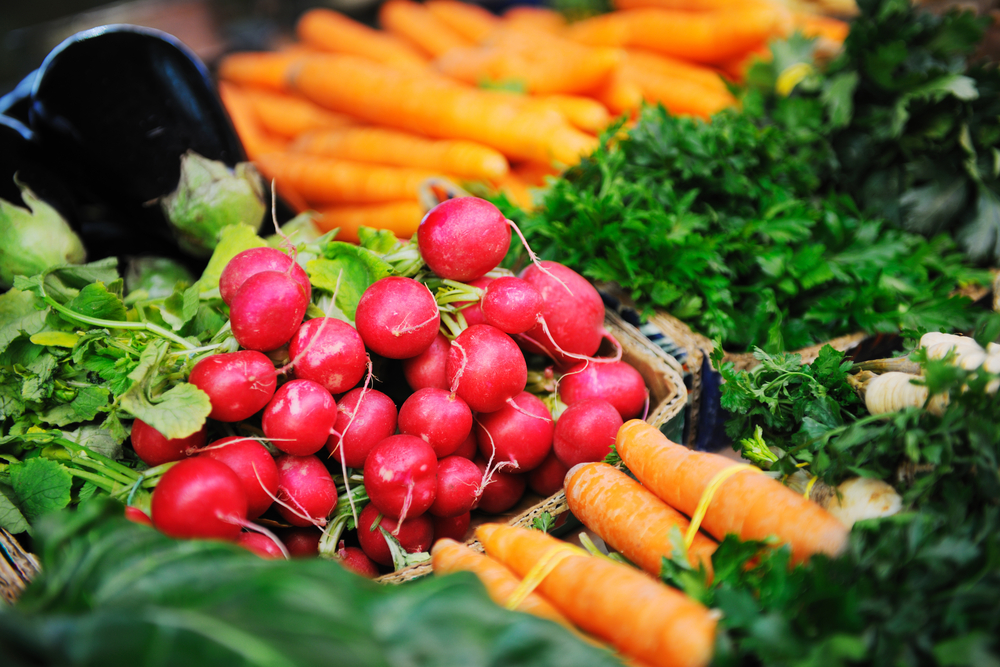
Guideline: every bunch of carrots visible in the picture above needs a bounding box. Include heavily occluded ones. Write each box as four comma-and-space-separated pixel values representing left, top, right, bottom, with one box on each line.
217, 0, 850, 242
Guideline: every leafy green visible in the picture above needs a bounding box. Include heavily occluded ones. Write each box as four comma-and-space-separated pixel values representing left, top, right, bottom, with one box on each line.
8, 457, 73, 523
308, 241, 395, 321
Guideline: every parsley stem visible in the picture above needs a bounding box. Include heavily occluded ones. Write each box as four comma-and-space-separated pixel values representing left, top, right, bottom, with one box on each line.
39, 294, 197, 350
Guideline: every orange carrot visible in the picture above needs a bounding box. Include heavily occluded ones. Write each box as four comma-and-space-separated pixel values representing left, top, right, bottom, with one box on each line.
590, 72, 645, 116
426, 0, 500, 43
296, 8, 428, 72
716, 43, 772, 83
217, 50, 308, 92
624, 49, 731, 95
566, 12, 632, 47
793, 12, 850, 43
540, 94, 612, 132
503, 5, 568, 34
291, 126, 509, 181
253, 152, 437, 205
240, 87, 357, 139
616, 420, 850, 564
311, 200, 423, 242
565, 462, 718, 578
620, 63, 736, 118
493, 171, 536, 211
290, 54, 599, 165
615, 0, 756, 10
512, 160, 561, 187
476, 523, 717, 667
379, 0, 474, 59
217, 82, 288, 160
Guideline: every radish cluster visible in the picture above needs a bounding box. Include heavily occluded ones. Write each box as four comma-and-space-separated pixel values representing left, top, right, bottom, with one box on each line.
134, 196, 649, 576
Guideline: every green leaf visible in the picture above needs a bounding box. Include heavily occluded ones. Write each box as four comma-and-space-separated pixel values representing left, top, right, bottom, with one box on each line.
196, 223, 268, 293
121, 382, 211, 441
8, 457, 73, 523
62, 424, 125, 459
933, 632, 1000, 667
821, 72, 858, 129
29, 331, 79, 348
308, 243, 394, 321
958, 186, 1000, 264
358, 227, 400, 254
65, 281, 128, 322
0, 481, 29, 534
0, 288, 48, 354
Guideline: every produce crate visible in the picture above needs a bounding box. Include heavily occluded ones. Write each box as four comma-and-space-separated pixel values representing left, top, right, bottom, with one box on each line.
0, 529, 38, 604
377, 309, 688, 584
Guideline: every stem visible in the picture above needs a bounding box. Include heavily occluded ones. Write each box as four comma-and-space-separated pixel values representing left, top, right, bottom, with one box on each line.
66, 468, 117, 493
168, 343, 226, 357
53, 438, 141, 482
41, 294, 196, 350
67, 456, 137, 486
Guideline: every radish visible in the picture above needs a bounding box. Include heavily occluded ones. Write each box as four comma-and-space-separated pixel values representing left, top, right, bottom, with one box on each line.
527, 450, 570, 497
188, 350, 277, 422
355, 276, 440, 359
230, 270, 310, 352
429, 455, 482, 518
473, 457, 527, 514
363, 434, 438, 520
418, 197, 511, 281
474, 391, 554, 472
219, 246, 312, 306
326, 387, 398, 469
480, 276, 543, 335
150, 457, 248, 541
237, 532, 286, 559
552, 399, 624, 468
452, 429, 478, 460
432, 511, 470, 543
282, 527, 322, 557
452, 275, 493, 328
275, 454, 338, 527
401, 332, 451, 391
197, 436, 279, 519
262, 379, 338, 456
357, 503, 433, 567
124, 505, 153, 526
130, 419, 206, 467
398, 388, 473, 458
446, 324, 527, 413
338, 541, 380, 578
559, 360, 648, 420
288, 317, 367, 394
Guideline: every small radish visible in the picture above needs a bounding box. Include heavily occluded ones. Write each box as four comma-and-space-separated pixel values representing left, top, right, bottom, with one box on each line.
418, 197, 511, 281
527, 450, 570, 497
355, 276, 440, 359
188, 350, 277, 422
363, 435, 438, 520
559, 360, 648, 420
338, 541, 380, 578
230, 270, 309, 352
398, 388, 473, 458
326, 388, 398, 469
357, 503, 433, 567
288, 317, 367, 394
262, 379, 338, 456
432, 511, 470, 543
552, 399, 624, 468
452, 430, 478, 460
151, 457, 248, 541
219, 246, 312, 306
282, 527, 322, 557
474, 391, 554, 472
473, 457, 526, 514
275, 454, 338, 527
452, 276, 493, 328
429, 456, 482, 518
402, 332, 451, 391
480, 276, 543, 335
446, 324, 527, 413
238, 532, 286, 559
124, 505, 153, 527
130, 419, 206, 467
198, 436, 279, 519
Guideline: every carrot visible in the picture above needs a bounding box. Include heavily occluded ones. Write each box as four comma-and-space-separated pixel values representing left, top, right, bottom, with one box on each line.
476, 523, 717, 667
295, 8, 428, 72
624, 49, 731, 95
253, 152, 436, 205
716, 43, 771, 83
217, 82, 288, 161
590, 73, 645, 116
512, 160, 561, 187
793, 12, 850, 43
614, 0, 756, 10
312, 200, 424, 243
565, 462, 718, 578
239, 87, 357, 139
290, 54, 599, 165
540, 94, 612, 132
291, 126, 509, 181
620, 62, 736, 118
217, 50, 308, 92
615, 420, 850, 564
379, 0, 474, 59
503, 5, 568, 34
494, 171, 536, 211
425, 0, 500, 43
566, 12, 631, 48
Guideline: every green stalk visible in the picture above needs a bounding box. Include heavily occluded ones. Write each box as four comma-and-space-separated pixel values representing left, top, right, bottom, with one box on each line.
66, 468, 117, 494
40, 294, 196, 350
54, 438, 140, 482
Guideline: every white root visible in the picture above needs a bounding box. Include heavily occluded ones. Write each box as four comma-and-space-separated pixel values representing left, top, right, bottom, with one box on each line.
864, 372, 949, 416
919, 332, 988, 370
787, 472, 902, 529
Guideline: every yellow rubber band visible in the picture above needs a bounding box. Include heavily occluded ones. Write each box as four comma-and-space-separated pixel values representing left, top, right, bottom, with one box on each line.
684, 464, 762, 550
504, 544, 587, 611
803, 474, 819, 500
776, 62, 815, 97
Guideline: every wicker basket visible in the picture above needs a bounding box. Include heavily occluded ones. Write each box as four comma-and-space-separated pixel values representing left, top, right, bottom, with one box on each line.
0, 529, 39, 604
376, 309, 687, 584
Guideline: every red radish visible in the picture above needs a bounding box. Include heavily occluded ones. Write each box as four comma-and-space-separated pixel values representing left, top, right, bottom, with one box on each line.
473, 457, 527, 514
402, 332, 451, 391
552, 399, 624, 468
446, 324, 527, 413
355, 276, 440, 359
130, 419, 205, 467
124, 505, 153, 526
452, 430, 478, 460
288, 318, 367, 394
429, 456, 482, 518
230, 270, 310, 352
527, 450, 570, 497
282, 528, 322, 557
237, 532, 285, 559
559, 360, 647, 420
432, 511, 470, 543
338, 541, 380, 578
275, 454, 338, 527
480, 276, 543, 335
151, 457, 248, 541
219, 247, 312, 306
357, 503, 434, 567
198, 436, 279, 519
418, 197, 511, 281
326, 388, 398, 469
188, 350, 277, 422
474, 391, 554, 472
363, 435, 438, 520
398, 388, 473, 458
262, 379, 338, 456
452, 276, 493, 328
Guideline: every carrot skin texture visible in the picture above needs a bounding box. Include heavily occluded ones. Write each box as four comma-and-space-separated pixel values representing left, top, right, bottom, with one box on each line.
217, 82, 288, 161
296, 8, 428, 71
476, 523, 717, 667
240, 87, 357, 139
615, 420, 850, 563
312, 201, 423, 243
217, 50, 306, 92
565, 462, 717, 578
426, 0, 500, 43
380, 0, 473, 58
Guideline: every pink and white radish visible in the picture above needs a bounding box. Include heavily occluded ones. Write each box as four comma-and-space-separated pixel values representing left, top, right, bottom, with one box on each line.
326, 387, 398, 469
446, 324, 527, 413
474, 391, 554, 472
552, 399, 623, 468
429, 455, 482, 518
238, 532, 287, 559
262, 379, 338, 456
401, 332, 451, 391
451, 430, 478, 460
197, 436, 279, 519
363, 435, 438, 521
357, 503, 433, 567
274, 453, 338, 527
418, 197, 512, 281
282, 527, 322, 557
188, 350, 277, 422
479, 276, 543, 335
558, 360, 648, 420
219, 246, 312, 306
230, 270, 310, 352
338, 541, 380, 577
130, 419, 206, 467
150, 457, 248, 541
355, 276, 440, 359
398, 388, 473, 458
527, 450, 570, 497
473, 457, 527, 514
287, 317, 367, 394
432, 511, 471, 543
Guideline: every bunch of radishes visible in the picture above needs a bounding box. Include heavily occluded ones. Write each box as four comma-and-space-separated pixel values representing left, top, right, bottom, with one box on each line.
133, 196, 649, 575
